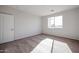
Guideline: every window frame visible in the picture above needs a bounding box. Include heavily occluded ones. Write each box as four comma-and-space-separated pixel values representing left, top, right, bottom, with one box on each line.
48, 15, 63, 29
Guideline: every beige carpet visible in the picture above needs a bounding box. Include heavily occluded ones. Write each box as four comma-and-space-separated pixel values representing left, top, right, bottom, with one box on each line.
0, 34, 79, 53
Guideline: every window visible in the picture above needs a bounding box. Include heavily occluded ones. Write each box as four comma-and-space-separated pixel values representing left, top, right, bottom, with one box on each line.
48, 16, 63, 28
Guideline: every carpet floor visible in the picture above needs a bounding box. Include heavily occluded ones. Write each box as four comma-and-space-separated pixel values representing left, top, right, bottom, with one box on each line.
0, 34, 79, 53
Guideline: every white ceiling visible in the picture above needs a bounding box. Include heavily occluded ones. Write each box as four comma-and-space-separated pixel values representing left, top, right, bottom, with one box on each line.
7, 5, 79, 16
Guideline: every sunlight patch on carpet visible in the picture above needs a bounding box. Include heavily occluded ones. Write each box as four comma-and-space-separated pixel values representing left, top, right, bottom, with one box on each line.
53, 40, 72, 53
31, 38, 53, 53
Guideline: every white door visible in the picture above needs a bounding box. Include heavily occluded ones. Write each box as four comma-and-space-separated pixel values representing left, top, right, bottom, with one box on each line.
0, 14, 14, 44
0, 15, 3, 44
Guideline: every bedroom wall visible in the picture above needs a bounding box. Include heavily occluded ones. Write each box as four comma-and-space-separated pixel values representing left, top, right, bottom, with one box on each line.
75, 8, 79, 40
0, 6, 42, 39
42, 8, 79, 40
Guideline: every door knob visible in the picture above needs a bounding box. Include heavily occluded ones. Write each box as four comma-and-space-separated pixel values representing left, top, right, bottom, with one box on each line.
11, 28, 14, 31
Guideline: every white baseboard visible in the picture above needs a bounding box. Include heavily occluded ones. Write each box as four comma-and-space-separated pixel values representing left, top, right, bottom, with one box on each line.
15, 32, 42, 40
43, 33, 78, 40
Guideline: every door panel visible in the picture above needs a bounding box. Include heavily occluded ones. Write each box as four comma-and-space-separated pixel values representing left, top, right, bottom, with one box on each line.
0, 14, 14, 44
0, 15, 3, 44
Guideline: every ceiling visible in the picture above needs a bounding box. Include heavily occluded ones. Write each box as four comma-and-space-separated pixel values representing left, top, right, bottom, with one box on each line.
7, 5, 79, 16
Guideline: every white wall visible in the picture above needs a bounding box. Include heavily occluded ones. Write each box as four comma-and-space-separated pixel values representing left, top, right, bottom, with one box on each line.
15, 12, 41, 39
75, 8, 79, 40
0, 6, 42, 40
42, 8, 79, 40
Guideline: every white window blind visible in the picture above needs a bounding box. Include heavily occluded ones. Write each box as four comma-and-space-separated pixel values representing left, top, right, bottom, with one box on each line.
48, 16, 63, 28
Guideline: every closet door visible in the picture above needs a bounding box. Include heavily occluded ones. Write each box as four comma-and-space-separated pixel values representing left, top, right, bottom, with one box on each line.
0, 14, 14, 44
0, 15, 3, 44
